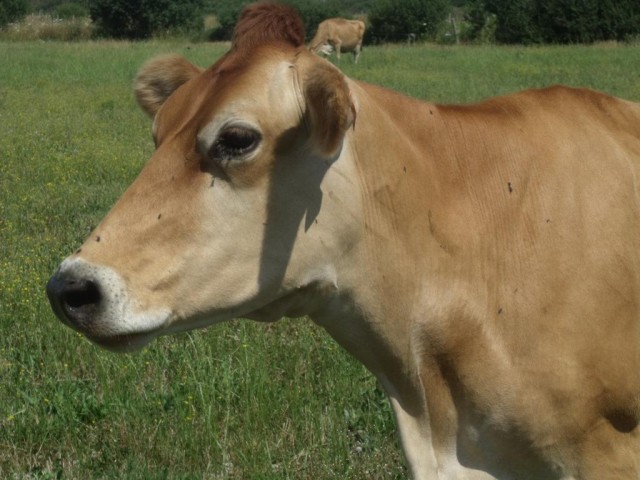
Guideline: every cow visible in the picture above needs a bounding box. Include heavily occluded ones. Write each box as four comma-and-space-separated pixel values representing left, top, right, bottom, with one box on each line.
309, 17, 365, 63
46, 3, 640, 479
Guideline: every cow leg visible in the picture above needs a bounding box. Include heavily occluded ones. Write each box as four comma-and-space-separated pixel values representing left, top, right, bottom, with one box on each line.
354, 43, 362, 63
380, 372, 499, 480
335, 41, 342, 60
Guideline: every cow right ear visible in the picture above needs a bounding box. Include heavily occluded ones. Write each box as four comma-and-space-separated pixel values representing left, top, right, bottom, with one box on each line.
303, 62, 355, 157
133, 55, 203, 118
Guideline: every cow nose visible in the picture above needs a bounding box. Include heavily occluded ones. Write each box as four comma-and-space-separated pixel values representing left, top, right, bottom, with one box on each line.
46, 273, 102, 329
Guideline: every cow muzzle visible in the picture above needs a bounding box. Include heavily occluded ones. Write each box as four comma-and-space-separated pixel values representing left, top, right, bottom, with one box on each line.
46, 257, 170, 352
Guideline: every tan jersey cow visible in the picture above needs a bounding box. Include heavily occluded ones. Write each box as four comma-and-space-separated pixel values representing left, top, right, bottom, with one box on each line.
47, 3, 640, 479
309, 17, 365, 63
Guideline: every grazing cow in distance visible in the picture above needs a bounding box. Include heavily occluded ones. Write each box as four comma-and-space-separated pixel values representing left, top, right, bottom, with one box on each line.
47, 2, 640, 479
309, 17, 365, 63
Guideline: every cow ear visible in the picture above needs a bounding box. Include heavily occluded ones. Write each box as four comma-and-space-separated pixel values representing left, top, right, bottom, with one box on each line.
133, 55, 203, 118
303, 62, 355, 157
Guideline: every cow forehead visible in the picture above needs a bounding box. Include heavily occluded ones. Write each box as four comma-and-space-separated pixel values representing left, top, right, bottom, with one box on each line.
155, 47, 303, 143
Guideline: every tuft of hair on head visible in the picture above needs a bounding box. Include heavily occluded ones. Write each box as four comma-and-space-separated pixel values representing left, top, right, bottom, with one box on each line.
231, 2, 305, 52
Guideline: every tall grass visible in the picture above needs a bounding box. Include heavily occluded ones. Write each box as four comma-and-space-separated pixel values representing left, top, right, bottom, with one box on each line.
1, 40, 640, 479
0, 14, 94, 41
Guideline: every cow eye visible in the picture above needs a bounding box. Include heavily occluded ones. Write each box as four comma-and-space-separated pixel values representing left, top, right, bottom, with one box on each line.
210, 126, 261, 162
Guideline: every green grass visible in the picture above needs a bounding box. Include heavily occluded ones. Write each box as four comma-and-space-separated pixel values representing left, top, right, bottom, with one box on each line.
1, 40, 640, 479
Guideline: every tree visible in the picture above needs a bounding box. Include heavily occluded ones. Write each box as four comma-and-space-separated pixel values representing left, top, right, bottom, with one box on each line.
477, 0, 640, 44
463, 0, 489, 40
88, 0, 205, 39
599, 0, 640, 41
537, 0, 640, 43
205, 0, 245, 41
536, 0, 600, 43
0, 0, 29, 28
289, 0, 344, 41
368, 0, 451, 43
484, 0, 542, 44
55, 2, 89, 19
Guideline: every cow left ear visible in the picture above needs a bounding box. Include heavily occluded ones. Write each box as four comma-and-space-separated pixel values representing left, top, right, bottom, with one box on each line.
303, 62, 355, 157
134, 55, 203, 118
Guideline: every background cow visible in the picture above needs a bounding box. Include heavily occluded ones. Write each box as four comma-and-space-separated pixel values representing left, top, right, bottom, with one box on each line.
309, 17, 365, 63
47, 3, 640, 479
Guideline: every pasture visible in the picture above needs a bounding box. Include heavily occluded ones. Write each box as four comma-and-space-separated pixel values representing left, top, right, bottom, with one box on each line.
2, 40, 640, 479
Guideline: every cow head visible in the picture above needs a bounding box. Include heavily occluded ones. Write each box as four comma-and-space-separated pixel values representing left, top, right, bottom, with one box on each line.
315, 43, 335, 57
46, 3, 359, 352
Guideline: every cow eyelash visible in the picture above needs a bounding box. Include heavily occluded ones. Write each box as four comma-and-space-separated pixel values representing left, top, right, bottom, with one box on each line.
210, 126, 261, 163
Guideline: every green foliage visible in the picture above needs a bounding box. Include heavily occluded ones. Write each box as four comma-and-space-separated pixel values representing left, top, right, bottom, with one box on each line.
88, 0, 205, 39
290, 0, 344, 41
462, 0, 485, 39
461, 0, 496, 43
601, 0, 640, 41
0, 0, 29, 28
27, 0, 71, 11
27, 0, 88, 18
54, 2, 88, 19
485, 0, 542, 44
470, 0, 640, 44
368, 0, 451, 43
341, 0, 375, 14
205, 0, 245, 41
536, 0, 640, 43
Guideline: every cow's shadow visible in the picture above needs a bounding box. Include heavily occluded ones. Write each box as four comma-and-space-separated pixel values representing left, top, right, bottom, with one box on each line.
258, 126, 337, 294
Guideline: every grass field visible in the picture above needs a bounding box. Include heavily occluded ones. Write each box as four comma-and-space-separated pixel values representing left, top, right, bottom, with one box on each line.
2, 40, 640, 479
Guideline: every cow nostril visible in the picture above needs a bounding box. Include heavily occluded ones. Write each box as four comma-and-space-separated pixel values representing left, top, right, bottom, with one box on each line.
47, 273, 104, 329
64, 280, 101, 310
